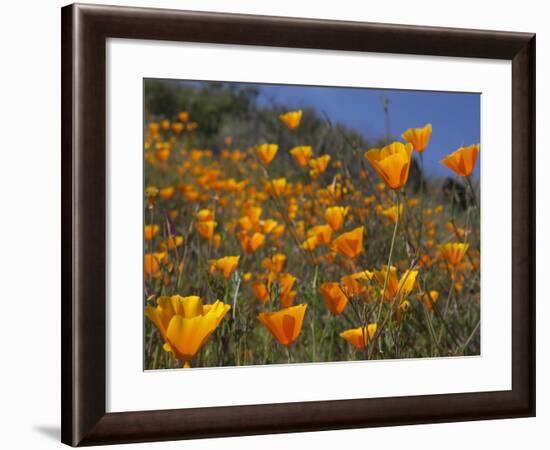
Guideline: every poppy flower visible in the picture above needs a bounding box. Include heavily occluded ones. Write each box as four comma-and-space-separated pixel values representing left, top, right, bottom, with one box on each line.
262, 254, 287, 273
237, 231, 265, 254
251, 280, 269, 302
197, 209, 215, 222
440, 144, 480, 177
159, 186, 175, 200
279, 110, 303, 129
332, 226, 364, 258
373, 266, 418, 301
155, 144, 171, 162
144, 252, 167, 278
255, 143, 278, 165
171, 122, 184, 134
270, 178, 287, 197
340, 324, 377, 349
301, 235, 318, 251
380, 204, 403, 224
309, 155, 331, 179
402, 123, 432, 153
144, 224, 159, 241
261, 219, 279, 234
160, 235, 184, 250
197, 220, 217, 240
319, 282, 348, 315
340, 270, 373, 297
439, 242, 469, 266
145, 295, 230, 366
364, 142, 413, 190
145, 186, 159, 198
325, 206, 349, 231
418, 290, 440, 310
307, 224, 333, 245
210, 256, 240, 278
257, 304, 307, 346
289, 145, 312, 167
277, 273, 297, 308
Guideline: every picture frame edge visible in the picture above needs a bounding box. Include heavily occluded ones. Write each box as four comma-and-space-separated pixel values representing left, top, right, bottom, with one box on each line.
61, 3, 536, 446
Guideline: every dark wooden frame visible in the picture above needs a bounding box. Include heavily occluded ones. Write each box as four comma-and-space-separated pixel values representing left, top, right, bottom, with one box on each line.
61, 3, 536, 446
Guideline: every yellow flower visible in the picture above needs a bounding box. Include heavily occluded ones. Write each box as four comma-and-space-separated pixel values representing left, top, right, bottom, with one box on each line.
210, 256, 240, 278
212, 233, 221, 249
289, 145, 312, 167
373, 266, 418, 301
439, 242, 469, 266
402, 123, 432, 153
319, 282, 348, 315
258, 304, 307, 346
251, 280, 269, 302
364, 142, 413, 190
309, 155, 331, 179
237, 215, 254, 231
171, 122, 184, 134
245, 205, 262, 222
255, 143, 278, 165
145, 295, 230, 365
160, 235, 184, 250
340, 324, 377, 349
307, 224, 333, 245
145, 186, 159, 197
418, 290, 439, 310
380, 204, 403, 224
262, 253, 287, 273
197, 209, 215, 222
397, 300, 411, 322
237, 231, 265, 254
440, 144, 480, 177
178, 111, 190, 122
144, 224, 159, 241
159, 186, 175, 200
144, 252, 166, 278
332, 226, 364, 258
341, 270, 373, 297
270, 178, 287, 197
301, 235, 318, 251
277, 273, 297, 308
155, 144, 171, 162
325, 206, 349, 231
261, 219, 279, 234
279, 110, 303, 129
197, 220, 217, 240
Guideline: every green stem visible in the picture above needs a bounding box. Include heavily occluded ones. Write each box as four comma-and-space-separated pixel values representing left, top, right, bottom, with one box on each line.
376, 191, 401, 323
418, 152, 425, 248
370, 192, 401, 358
465, 176, 479, 213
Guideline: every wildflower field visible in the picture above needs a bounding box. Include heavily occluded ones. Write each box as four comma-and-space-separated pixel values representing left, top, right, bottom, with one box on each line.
143, 80, 480, 369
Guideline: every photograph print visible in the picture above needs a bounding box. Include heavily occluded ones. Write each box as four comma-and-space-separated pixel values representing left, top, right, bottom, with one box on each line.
143, 79, 481, 370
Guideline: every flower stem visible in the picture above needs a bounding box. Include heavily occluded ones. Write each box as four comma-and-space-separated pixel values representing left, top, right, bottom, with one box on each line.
370, 191, 401, 358
418, 152, 425, 247
465, 176, 479, 213
377, 191, 401, 320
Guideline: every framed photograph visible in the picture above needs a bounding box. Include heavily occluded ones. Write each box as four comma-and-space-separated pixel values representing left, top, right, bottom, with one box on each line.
61, 3, 535, 446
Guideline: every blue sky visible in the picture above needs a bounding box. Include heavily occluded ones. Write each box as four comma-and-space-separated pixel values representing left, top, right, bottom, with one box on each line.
254, 83, 480, 177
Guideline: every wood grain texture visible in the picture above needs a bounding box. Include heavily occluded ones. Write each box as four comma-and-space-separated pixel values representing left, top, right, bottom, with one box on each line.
61, 3, 536, 446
